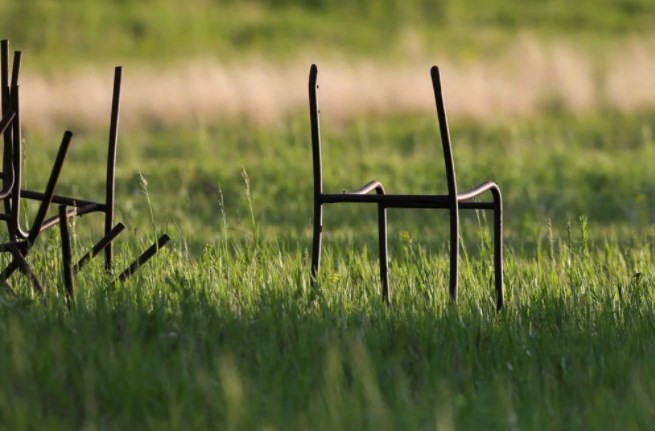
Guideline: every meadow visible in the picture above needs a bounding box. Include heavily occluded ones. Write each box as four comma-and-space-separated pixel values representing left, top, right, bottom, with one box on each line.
0, 112, 652, 429
1, 0, 655, 429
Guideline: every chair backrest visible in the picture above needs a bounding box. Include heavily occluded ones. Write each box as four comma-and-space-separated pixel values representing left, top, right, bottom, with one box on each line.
308, 64, 322, 198
1, 40, 11, 191
310, 64, 459, 199
0, 40, 25, 240
430, 66, 458, 199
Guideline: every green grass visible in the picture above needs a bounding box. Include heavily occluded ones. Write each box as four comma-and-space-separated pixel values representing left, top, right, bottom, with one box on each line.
2, 2, 654, 428
2, 236, 655, 429
0, 112, 654, 428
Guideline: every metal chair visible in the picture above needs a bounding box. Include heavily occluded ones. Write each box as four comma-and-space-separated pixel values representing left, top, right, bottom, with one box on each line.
0, 39, 169, 293
308, 64, 504, 310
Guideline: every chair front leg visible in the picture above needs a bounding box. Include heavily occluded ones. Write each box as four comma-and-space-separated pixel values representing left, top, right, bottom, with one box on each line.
311, 202, 323, 282
58, 205, 75, 299
492, 188, 504, 310
377, 204, 389, 305
448, 200, 460, 304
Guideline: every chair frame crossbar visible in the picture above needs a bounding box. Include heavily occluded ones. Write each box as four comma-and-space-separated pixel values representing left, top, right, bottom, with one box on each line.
308, 64, 504, 310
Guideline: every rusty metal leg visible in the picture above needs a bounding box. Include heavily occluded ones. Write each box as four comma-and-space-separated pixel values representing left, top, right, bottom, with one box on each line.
116, 234, 170, 283
492, 188, 504, 311
1, 258, 19, 280
448, 201, 460, 304
104, 67, 122, 273
310, 202, 323, 282
27, 131, 73, 243
1, 41, 13, 222
377, 204, 390, 305
9, 246, 42, 293
9, 83, 25, 240
58, 205, 75, 299
74, 223, 125, 273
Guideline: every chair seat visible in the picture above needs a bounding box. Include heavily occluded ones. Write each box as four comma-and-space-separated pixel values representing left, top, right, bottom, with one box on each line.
321, 193, 494, 209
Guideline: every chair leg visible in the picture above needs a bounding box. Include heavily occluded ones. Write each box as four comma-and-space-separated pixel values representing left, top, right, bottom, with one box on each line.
9, 247, 43, 293
115, 234, 170, 283
377, 205, 390, 305
58, 205, 75, 299
1, 259, 19, 280
448, 202, 460, 303
492, 189, 504, 310
74, 223, 125, 274
104, 66, 122, 274
311, 202, 323, 282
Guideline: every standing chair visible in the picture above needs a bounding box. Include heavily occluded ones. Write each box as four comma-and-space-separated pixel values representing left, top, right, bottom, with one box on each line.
308, 64, 504, 310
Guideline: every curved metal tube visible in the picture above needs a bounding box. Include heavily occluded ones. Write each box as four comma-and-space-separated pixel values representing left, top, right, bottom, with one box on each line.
457, 181, 500, 202
0, 110, 15, 200
348, 180, 386, 195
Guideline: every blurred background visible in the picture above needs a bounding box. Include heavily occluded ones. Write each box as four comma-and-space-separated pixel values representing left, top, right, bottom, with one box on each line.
1, 0, 655, 250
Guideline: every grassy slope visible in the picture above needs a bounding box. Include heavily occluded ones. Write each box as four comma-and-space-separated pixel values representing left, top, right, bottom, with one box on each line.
0, 113, 654, 428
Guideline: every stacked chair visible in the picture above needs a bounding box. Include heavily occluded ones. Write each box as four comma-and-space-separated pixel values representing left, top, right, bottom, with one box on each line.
0, 40, 169, 296
308, 64, 504, 310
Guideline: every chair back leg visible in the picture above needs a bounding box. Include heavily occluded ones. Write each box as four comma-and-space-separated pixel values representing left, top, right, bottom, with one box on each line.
1, 40, 14, 219
378, 205, 390, 305
104, 66, 122, 273
448, 203, 460, 303
9, 51, 30, 240
311, 202, 323, 281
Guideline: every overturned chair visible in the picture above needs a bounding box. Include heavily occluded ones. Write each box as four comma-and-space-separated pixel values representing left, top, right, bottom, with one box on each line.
308, 64, 504, 310
0, 39, 169, 293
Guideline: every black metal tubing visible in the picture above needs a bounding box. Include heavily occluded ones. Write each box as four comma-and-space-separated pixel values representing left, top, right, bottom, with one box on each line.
37, 203, 102, 233
73, 223, 124, 273
27, 131, 73, 244
57, 209, 168, 289
320, 193, 495, 208
0, 44, 169, 294
0, 109, 15, 200
20, 190, 107, 209
1, 40, 15, 236
0, 240, 28, 253
0, 47, 121, 252
116, 234, 170, 283
308, 64, 504, 310
9, 246, 43, 293
9, 84, 28, 240
0, 131, 73, 292
105, 66, 121, 272
1, 40, 11, 208
58, 205, 75, 298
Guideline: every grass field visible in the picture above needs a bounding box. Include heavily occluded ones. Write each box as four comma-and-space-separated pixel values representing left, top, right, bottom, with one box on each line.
0, 112, 653, 429
1, 0, 655, 429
